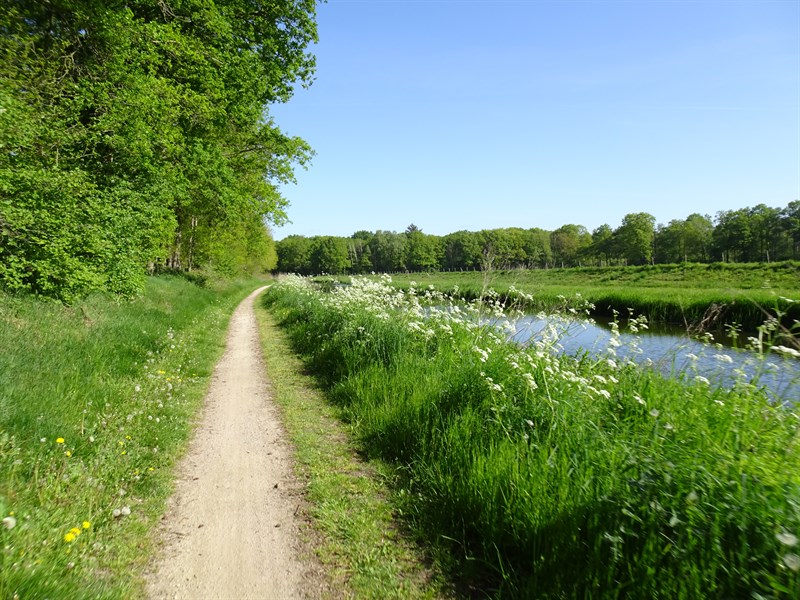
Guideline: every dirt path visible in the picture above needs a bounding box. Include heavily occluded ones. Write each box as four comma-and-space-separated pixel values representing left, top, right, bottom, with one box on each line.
147, 286, 323, 600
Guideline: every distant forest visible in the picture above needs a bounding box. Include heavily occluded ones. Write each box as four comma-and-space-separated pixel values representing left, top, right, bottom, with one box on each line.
277, 202, 800, 274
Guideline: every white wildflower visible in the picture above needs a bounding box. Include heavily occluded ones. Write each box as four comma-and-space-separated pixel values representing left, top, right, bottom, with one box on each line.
783, 554, 800, 572
773, 345, 800, 358
473, 346, 490, 363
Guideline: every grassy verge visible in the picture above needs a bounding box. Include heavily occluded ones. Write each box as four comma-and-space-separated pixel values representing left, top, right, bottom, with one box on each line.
332, 263, 800, 333
0, 275, 263, 599
254, 303, 447, 599
264, 275, 800, 598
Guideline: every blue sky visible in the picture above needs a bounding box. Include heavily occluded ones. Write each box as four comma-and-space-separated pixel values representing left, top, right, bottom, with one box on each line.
269, 0, 800, 240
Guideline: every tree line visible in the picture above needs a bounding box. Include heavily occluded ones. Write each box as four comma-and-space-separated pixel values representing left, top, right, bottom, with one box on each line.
276, 202, 800, 274
1, 1, 317, 300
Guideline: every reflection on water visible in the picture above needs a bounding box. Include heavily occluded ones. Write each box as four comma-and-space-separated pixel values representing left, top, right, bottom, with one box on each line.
505, 314, 799, 404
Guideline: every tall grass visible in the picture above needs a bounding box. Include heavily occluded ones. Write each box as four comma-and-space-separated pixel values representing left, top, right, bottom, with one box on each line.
265, 276, 800, 598
0, 276, 262, 599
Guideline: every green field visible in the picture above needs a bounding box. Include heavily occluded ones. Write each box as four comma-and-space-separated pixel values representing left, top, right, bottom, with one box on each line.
264, 275, 800, 598
358, 262, 800, 335
0, 276, 262, 599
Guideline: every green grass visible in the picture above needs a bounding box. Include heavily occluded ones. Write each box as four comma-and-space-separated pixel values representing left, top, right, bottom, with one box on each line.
355, 262, 800, 334
265, 275, 800, 599
254, 304, 447, 599
0, 275, 263, 599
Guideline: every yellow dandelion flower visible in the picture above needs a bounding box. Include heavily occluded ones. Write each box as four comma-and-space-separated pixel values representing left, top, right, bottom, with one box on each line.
82, 521, 91, 530
64, 532, 76, 543
65, 450, 72, 457
56, 438, 65, 444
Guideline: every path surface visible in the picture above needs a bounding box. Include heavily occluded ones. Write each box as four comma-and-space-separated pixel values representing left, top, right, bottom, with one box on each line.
147, 286, 323, 600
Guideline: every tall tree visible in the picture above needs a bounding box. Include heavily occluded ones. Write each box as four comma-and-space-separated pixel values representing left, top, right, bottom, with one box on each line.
588, 224, 614, 266
0, 0, 317, 299
310, 236, 350, 274
405, 229, 441, 272
613, 213, 656, 265
550, 224, 591, 267
781, 201, 800, 260
369, 231, 407, 272
442, 230, 483, 270
713, 209, 752, 262
522, 228, 553, 268
683, 213, 714, 262
276, 235, 313, 274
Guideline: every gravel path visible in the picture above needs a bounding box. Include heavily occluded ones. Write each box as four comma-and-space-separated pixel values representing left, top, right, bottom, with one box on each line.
147, 286, 323, 600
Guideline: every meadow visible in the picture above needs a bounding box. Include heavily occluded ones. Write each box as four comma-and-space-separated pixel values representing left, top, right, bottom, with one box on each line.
0, 276, 262, 599
264, 275, 800, 598
357, 262, 800, 335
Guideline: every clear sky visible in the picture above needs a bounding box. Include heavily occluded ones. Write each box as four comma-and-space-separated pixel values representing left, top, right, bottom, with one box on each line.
268, 0, 800, 240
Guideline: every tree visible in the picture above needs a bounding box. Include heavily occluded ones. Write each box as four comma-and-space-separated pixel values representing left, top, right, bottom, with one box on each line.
654, 221, 684, 264
780, 201, 800, 259
747, 204, 782, 262
613, 213, 656, 265
276, 236, 313, 274
310, 236, 350, 274
588, 224, 614, 266
713, 209, 752, 262
682, 213, 714, 262
369, 231, 407, 272
442, 231, 483, 270
405, 229, 441, 272
347, 233, 375, 274
522, 228, 553, 268
550, 225, 591, 267
0, 1, 318, 299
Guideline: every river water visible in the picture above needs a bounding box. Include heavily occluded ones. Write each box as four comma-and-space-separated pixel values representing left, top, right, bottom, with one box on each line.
502, 314, 800, 405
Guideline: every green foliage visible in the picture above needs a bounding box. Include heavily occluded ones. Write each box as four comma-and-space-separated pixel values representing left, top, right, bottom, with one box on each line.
265, 276, 800, 598
276, 201, 800, 276
311, 236, 351, 274
0, 1, 316, 300
615, 212, 656, 265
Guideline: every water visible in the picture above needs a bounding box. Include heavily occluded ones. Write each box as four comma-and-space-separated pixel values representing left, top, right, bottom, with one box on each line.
503, 314, 800, 404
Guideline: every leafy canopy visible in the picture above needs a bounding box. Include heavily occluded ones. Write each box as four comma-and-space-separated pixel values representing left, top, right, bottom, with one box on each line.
0, 0, 318, 300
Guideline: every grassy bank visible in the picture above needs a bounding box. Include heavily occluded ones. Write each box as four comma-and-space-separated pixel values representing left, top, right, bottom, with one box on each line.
0, 276, 262, 599
264, 275, 800, 598
254, 307, 447, 599
348, 262, 800, 334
